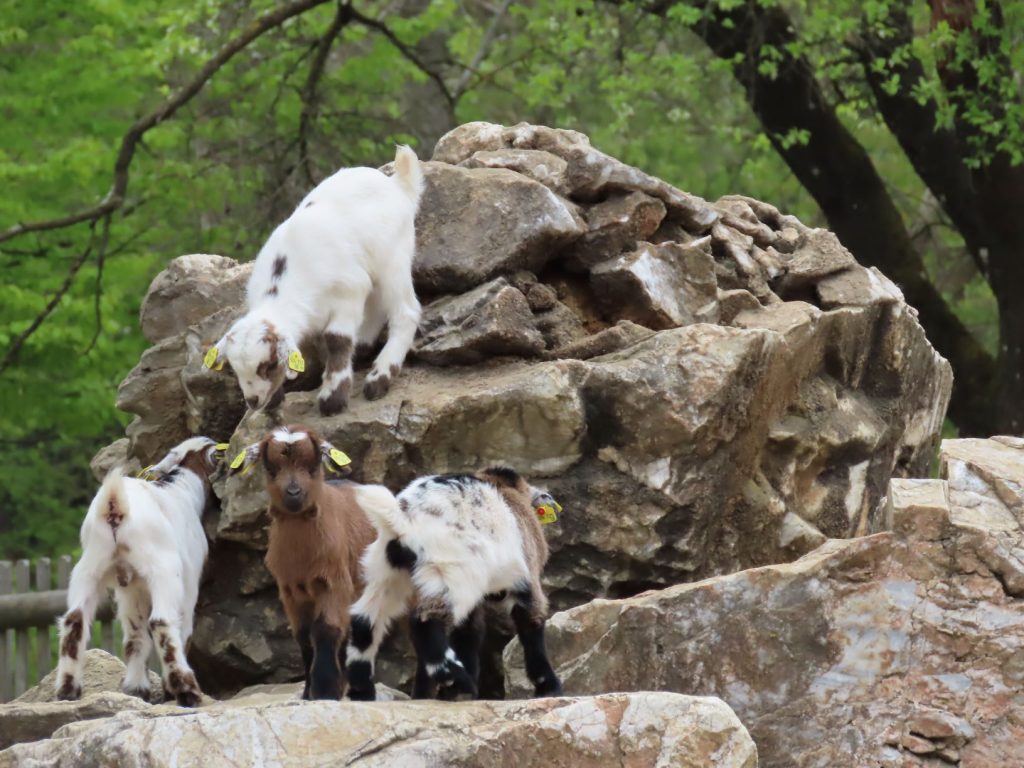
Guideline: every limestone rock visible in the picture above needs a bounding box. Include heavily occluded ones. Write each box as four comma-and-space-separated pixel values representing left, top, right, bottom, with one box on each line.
16, 650, 163, 706
0, 692, 756, 768
0, 693, 154, 751
92, 121, 954, 696
414, 278, 545, 364
414, 162, 584, 293
816, 265, 905, 309
89, 437, 130, 482
3, 651, 166, 749
139, 254, 250, 344
509, 446, 1024, 766
590, 241, 719, 329
567, 191, 667, 268
458, 148, 570, 195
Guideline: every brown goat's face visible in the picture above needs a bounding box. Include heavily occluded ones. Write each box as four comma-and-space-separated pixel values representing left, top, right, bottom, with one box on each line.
263, 430, 324, 516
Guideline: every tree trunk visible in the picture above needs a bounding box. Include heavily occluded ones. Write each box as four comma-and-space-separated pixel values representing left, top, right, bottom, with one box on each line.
676, 0, 1001, 434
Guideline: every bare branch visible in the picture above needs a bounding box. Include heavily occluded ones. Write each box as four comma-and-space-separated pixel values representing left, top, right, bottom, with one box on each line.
0, 0, 332, 246
349, 6, 456, 108
0, 224, 99, 374
299, 3, 355, 187
83, 214, 113, 355
453, 0, 514, 100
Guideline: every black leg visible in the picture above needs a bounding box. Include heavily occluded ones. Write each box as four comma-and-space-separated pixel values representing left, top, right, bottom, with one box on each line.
511, 592, 562, 698
412, 657, 435, 699
450, 608, 484, 682
309, 618, 342, 700
410, 614, 477, 699
297, 624, 314, 700
346, 612, 376, 701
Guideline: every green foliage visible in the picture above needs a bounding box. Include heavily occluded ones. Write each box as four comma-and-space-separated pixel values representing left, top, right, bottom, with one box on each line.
1, 0, 1015, 557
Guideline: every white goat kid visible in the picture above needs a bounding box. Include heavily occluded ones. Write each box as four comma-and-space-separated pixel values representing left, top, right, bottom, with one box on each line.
55, 437, 222, 706
207, 145, 424, 417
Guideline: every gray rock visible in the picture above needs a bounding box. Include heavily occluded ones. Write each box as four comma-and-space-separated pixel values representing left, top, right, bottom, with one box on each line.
414, 278, 545, 364
0, 692, 757, 768
507, 442, 1024, 767
458, 148, 569, 194
590, 241, 719, 329
565, 191, 666, 269
139, 254, 251, 344
413, 162, 584, 293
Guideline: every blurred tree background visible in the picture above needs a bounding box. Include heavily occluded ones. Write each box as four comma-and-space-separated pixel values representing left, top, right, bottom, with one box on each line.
1, 0, 1020, 558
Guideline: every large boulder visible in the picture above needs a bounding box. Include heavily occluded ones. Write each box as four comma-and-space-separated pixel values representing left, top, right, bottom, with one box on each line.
93, 121, 952, 695
506, 438, 1024, 767
0, 692, 757, 768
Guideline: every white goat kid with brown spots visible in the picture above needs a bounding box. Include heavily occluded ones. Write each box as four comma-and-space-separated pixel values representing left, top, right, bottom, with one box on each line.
55, 437, 220, 706
209, 146, 424, 417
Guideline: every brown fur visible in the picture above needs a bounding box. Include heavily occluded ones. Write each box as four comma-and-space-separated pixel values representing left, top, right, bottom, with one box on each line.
260, 426, 377, 697
477, 468, 551, 621
61, 609, 83, 661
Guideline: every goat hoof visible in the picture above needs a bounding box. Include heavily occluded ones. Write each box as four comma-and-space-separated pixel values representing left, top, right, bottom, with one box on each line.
318, 391, 348, 417
122, 684, 152, 702
534, 678, 563, 698
362, 374, 392, 401
347, 684, 376, 702
57, 680, 82, 701
176, 688, 203, 707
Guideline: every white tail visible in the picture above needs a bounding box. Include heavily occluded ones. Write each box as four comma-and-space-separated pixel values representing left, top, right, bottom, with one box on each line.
97, 468, 129, 530
353, 484, 406, 538
392, 145, 424, 206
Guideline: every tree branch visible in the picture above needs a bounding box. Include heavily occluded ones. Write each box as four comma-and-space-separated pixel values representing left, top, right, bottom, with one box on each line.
82, 214, 112, 355
453, 0, 514, 100
298, 3, 354, 187
0, 0, 332, 246
855, 4, 987, 275
0, 224, 100, 373
349, 6, 456, 109
637, 0, 999, 433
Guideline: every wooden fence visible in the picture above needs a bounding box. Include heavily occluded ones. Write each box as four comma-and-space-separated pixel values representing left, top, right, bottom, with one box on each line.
0, 556, 117, 702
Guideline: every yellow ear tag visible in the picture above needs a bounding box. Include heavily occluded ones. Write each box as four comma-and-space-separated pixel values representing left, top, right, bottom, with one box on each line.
329, 448, 351, 467
214, 443, 230, 452
287, 350, 305, 373
230, 450, 247, 470
554, 501, 563, 513
536, 504, 558, 525
203, 346, 224, 371
137, 465, 154, 480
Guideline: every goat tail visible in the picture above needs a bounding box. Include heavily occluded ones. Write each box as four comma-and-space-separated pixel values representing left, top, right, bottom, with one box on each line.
95, 467, 130, 533
353, 484, 407, 538
392, 145, 424, 206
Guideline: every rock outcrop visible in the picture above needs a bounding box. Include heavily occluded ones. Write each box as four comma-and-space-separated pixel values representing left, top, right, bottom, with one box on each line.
0, 692, 757, 768
94, 121, 951, 694
506, 437, 1024, 767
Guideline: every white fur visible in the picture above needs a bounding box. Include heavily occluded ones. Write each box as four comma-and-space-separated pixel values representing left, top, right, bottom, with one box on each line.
346, 477, 536, 685
55, 439, 215, 702
217, 145, 424, 410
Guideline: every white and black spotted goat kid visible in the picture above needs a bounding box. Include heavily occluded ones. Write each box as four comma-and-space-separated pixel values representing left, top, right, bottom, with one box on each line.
55, 438, 223, 706
207, 146, 423, 417
346, 467, 563, 701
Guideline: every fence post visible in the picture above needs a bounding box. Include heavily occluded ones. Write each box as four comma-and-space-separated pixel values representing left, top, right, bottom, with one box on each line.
14, 560, 30, 697
0, 561, 11, 701
35, 558, 53, 683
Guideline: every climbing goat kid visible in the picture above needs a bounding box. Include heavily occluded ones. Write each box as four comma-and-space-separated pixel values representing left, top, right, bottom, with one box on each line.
56, 437, 222, 705
346, 468, 563, 701
231, 426, 377, 699
206, 146, 423, 416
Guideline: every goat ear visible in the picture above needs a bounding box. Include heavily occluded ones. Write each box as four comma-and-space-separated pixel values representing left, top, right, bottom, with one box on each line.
319, 440, 352, 474
203, 334, 229, 372
284, 349, 304, 380
228, 441, 262, 475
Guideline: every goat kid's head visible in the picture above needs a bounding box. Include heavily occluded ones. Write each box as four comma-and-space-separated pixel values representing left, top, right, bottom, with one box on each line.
146, 437, 227, 484
230, 426, 351, 517
207, 316, 303, 412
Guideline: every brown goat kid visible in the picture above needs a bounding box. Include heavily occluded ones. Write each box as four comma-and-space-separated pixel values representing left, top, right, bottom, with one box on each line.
231, 426, 376, 700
